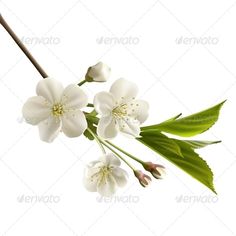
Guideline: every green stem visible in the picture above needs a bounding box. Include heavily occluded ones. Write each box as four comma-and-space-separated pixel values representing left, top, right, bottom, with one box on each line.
88, 130, 136, 170
0, 14, 48, 78
106, 140, 144, 165
100, 140, 136, 171
87, 128, 106, 154
78, 79, 87, 86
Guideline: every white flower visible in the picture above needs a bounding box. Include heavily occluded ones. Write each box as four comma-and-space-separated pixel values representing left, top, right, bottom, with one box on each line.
86, 62, 111, 82
94, 78, 149, 139
83, 153, 128, 196
22, 78, 88, 142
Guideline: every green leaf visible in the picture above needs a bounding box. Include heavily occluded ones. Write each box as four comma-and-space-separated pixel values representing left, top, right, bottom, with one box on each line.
83, 129, 94, 140
138, 130, 184, 157
137, 131, 216, 193
181, 140, 221, 149
84, 118, 97, 141
84, 111, 99, 140
163, 113, 182, 122
86, 114, 99, 125
142, 101, 225, 137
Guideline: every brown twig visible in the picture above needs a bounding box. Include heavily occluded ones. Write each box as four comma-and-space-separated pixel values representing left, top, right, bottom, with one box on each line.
0, 14, 48, 78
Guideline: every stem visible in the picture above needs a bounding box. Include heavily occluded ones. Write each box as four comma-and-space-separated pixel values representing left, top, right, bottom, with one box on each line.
87, 128, 135, 170
0, 14, 48, 78
78, 79, 87, 86
106, 140, 144, 164
101, 141, 135, 170
87, 128, 106, 154
94, 135, 136, 171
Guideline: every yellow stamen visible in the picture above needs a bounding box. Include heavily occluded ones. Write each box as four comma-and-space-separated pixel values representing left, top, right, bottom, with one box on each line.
112, 104, 127, 118
52, 103, 64, 117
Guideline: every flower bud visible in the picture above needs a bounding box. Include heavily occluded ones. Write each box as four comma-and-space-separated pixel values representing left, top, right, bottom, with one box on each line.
142, 162, 165, 179
85, 62, 111, 82
134, 170, 151, 187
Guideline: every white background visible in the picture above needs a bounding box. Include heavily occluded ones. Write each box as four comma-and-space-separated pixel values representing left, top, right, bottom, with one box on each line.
0, 0, 236, 235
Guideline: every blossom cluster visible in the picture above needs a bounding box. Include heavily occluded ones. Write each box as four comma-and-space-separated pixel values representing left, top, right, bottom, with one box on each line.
22, 62, 165, 196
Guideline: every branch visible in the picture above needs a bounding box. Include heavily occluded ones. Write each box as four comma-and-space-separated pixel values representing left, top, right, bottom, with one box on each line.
0, 14, 48, 78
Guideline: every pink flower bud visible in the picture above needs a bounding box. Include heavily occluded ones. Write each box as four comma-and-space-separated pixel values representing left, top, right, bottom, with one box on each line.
134, 170, 151, 187
143, 162, 166, 179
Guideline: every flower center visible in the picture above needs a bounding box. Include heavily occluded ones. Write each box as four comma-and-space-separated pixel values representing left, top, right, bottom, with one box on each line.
99, 166, 111, 175
98, 166, 112, 183
90, 165, 113, 184
52, 103, 64, 117
90, 166, 111, 184
112, 104, 127, 118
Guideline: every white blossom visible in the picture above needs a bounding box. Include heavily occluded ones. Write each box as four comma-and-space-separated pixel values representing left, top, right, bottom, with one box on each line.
83, 153, 128, 196
94, 78, 149, 139
22, 78, 88, 142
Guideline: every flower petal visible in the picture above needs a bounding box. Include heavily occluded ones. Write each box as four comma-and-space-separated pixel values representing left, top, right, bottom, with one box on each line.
83, 166, 101, 192
97, 174, 117, 197
88, 160, 104, 169
94, 92, 115, 115
154, 166, 166, 179
36, 78, 64, 103
110, 78, 138, 103
118, 118, 140, 137
126, 100, 149, 123
38, 116, 62, 143
97, 116, 118, 139
101, 153, 121, 167
62, 110, 87, 137
62, 84, 88, 109
22, 96, 51, 125
112, 167, 128, 187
